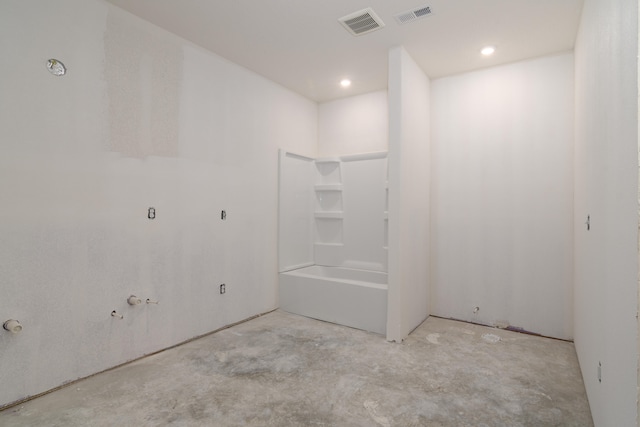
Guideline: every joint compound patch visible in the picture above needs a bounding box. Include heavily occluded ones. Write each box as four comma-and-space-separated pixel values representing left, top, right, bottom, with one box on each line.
364, 400, 391, 427
482, 333, 501, 343
426, 333, 440, 344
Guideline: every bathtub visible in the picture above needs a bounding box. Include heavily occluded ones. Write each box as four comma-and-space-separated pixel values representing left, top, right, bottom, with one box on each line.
279, 265, 388, 335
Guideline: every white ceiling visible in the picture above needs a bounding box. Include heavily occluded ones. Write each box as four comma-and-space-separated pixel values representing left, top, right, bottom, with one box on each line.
104, 0, 584, 103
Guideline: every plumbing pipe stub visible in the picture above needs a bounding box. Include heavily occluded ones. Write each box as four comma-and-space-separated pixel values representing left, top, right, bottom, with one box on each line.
3, 319, 23, 334
127, 295, 142, 305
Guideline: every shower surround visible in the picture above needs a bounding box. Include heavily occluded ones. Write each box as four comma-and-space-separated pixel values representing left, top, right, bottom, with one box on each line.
278, 150, 388, 334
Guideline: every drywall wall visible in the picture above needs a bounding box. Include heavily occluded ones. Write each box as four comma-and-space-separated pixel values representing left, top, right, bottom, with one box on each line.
386, 47, 431, 342
430, 53, 574, 340
318, 91, 388, 157
573, 0, 638, 425
0, 0, 317, 407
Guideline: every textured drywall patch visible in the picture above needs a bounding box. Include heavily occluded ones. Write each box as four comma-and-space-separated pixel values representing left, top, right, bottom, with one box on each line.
104, 10, 182, 158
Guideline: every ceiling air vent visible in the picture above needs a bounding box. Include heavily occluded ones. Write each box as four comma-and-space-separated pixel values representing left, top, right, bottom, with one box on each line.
338, 8, 385, 36
394, 5, 433, 25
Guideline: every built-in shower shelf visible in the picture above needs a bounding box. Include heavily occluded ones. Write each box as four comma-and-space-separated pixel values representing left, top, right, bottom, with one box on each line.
315, 184, 343, 191
316, 159, 342, 186
315, 211, 344, 219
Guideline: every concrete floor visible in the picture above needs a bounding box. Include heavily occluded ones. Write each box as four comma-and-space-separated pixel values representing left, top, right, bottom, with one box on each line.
0, 310, 592, 426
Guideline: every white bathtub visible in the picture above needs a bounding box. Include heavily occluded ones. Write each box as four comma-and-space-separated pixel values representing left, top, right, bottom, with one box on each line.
279, 265, 388, 335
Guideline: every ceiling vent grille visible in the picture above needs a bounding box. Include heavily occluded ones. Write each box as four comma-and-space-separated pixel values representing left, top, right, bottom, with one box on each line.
338, 8, 385, 36
394, 5, 433, 25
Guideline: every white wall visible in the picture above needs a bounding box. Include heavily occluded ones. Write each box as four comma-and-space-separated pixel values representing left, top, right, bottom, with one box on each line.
318, 91, 388, 157
573, 0, 639, 425
0, 0, 317, 408
278, 152, 315, 272
339, 156, 388, 271
430, 53, 575, 340
386, 47, 431, 342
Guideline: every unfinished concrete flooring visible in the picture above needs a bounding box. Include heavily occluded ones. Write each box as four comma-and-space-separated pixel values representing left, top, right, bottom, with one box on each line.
0, 310, 592, 426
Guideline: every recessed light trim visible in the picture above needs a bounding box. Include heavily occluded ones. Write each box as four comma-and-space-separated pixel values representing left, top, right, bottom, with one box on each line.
340, 79, 351, 88
481, 46, 496, 56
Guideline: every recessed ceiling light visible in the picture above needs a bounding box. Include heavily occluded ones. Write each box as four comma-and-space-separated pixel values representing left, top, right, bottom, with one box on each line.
340, 79, 351, 88
481, 46, 496, 56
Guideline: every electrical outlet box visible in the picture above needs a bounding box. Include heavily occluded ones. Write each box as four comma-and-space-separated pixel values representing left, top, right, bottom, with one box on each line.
220, 283, 226, 294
